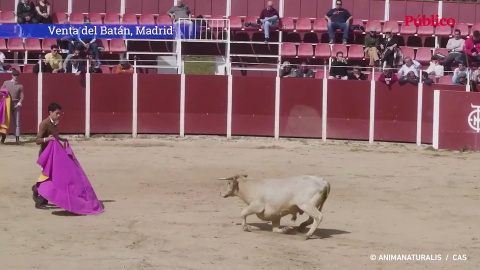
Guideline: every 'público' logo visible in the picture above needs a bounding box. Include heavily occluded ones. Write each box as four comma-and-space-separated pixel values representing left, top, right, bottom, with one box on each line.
468, 104, 480, 133
405, 15, 455, 27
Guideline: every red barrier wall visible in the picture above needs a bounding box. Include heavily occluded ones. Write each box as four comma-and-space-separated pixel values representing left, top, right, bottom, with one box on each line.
137, 74, 181, 134
42, 74, 86, 134
421, 84, 466, 144
327, 80, 370, 140
437, 91, 480, 151
90, 74, 133, 134
279, 78, 322, 138
232, 76, 275, 136
0, 73, 38, 135
184, 75, 228, 135
374, 82, 418, 143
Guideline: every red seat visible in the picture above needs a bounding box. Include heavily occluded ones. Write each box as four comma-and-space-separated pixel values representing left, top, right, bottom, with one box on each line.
228, 16, 243, 31
104, 13, 120, 24
455, 23, 470, 37
42, 39, 58, 51
23, 64, 35, 73
0, 11, 15, 23
437, 76, 452, 85
315, 43, 331, 58
280, 17, 295, 32
7, 39, 24, 52
8, 64, 21, 72
109, 39, 126, 53
435, 25, 452, 37
97, 39, 110, 52
367, 72, 381, 81
99, 65, 111, 73
157, 14, 172, 25
401, 47, 415, 59
415, 48, 432, 63
122, 13, 138, 24
139, 14, 155, 25
244, 16, 259, 31
88, 13, 103, 24
0, 39, 7, 50
347, 45, 365, 60
365, 20, 382, 34
112, 65, 119, 73
297, 43, 313, 58
51, 13, 66, 24
383, 21, 400, 34
351, 19, 364, 34
313, 18, 327, 33
209, 15, 225, 29
315, 69, 329, 79
25, 39, 42, 52
331, 44, 347, 57
296, 17, 312, 32
400, 23, 417, 35
69, 12, 85, 24
281, 43, 297, 58
417, 26, 434, 36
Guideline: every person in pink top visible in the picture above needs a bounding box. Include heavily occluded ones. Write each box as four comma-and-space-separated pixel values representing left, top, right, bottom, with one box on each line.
462, 30, 480, 65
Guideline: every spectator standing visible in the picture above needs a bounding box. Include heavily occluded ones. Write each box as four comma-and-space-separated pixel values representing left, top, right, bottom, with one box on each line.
17, 0, 38, 24
35, 0, 52, 24
364, 27, 380, 67
1, 69, 23, 145
325, 0, 352, 45
329, 51, 348, 80
444, 29, 465, 72
296, 62, 314, 78
167, 0, 193, 38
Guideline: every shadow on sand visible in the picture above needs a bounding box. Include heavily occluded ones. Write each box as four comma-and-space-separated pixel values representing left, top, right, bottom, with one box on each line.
245, 222, 351, 239
51, 200, 115, 216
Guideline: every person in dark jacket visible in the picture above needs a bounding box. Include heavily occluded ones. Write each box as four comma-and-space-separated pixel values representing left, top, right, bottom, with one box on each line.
380, 28, 399, 68
17, 0, 38, 24
329, 51, 348, 79
296, 61, 314, 78
348, 66, 367, 80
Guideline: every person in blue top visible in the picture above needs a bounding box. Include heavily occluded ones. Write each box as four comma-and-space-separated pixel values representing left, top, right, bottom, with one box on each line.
325, 0, 352, 45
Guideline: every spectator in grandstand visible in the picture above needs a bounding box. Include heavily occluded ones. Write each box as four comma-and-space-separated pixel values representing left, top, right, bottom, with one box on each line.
117, 59, 134, 74
398, 57, 421, 77
296, 62, 314, 78
452, 61, 469, 84
443, 29, 465, 72
424, 55, 444, 83
259, 1, 279, 43
65, 57, 85, 76
44, 45, 63, 73
347, 66, 367, 80
17, 0, 38, 24
462, 30, 480, 66
1, 69, 23, 145
399, 71, 419, 86
453, 71, 468, 85
421, 71, 434, 86
63, 48, 82, 71
279, 61, 298, 77
68, 18, 101, 65
380, 28, 399, 68
35, 0, 52, 24
329, 51, 348, 80
325, 0, 352, 45
378, 65, 398, 86
364, 27, 380, 67
470, 66, 480, 84
0, 51, 6, 73
167, 0, 193, 38
87, 54, 103, 73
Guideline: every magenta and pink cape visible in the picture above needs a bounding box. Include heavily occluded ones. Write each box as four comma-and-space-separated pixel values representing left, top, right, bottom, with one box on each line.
36, 139, 104, 215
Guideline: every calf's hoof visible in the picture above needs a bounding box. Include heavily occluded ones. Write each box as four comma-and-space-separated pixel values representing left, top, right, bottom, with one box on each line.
243, 225, 252, 232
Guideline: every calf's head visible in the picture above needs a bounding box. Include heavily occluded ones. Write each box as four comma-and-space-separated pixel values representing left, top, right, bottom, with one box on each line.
218, 174, 248, 198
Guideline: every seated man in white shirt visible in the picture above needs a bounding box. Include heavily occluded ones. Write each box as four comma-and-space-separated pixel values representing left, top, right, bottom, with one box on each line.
398, 57, 422, 78
0, 51, 6, 73
424, 55, 444, 83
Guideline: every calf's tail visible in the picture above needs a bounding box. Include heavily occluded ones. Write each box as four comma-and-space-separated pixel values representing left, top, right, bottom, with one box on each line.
318, 181, 330, 212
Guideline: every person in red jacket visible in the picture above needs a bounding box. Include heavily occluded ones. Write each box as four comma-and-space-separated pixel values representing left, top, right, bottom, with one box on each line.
462, 30, 480, 65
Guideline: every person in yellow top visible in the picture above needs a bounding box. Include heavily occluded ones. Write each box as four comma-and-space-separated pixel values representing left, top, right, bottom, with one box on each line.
44, 44, 63, 73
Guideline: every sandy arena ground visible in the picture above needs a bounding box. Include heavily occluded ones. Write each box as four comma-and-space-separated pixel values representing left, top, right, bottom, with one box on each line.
0, 135, 479, 270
